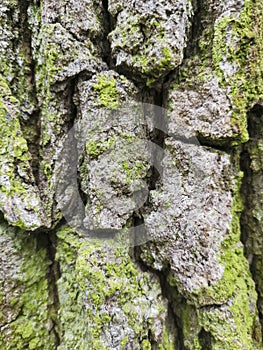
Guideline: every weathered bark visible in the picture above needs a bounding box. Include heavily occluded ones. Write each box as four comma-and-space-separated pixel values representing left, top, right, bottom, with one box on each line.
0, 0, 263, 349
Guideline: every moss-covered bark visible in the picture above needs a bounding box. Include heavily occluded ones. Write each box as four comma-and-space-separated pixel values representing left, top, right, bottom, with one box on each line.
0, 0, 263, 348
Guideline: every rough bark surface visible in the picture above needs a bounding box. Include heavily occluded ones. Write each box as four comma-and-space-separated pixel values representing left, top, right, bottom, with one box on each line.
0, 0, 263, 349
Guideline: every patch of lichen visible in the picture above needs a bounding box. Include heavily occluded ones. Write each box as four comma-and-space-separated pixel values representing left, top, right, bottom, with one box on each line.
212, 0, 263, 144
122, 158, 146, 185
82, 133, 149, 194
34, 23, 63, 90
160, 47, 173, 69
32, 22, 66, 147
170, 0, 263, 146
0, 0, 36, 120
28, 19, 72, 223
85, 137, 117, 160
133, 45, 175, 87
110, 10, 190, 86
0, 75, 43, 229
93, 74, 120, 109
0, 223, 56, 349
0, 2, 19, 84
55, 225, 176, 349
0, 108, 29, 164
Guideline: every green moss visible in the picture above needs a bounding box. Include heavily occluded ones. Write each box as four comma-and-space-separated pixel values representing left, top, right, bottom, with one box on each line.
0, 2, 37, 117
150, 19, 166, 38
0, 223, 56, 349
142, 339, 151, 349
122, 159, 145, 184
94, 75, 120, 109
55, 226, 176, 349
120, 336, 129, 349
85, 137, 116, 160
170, 0, 263, 146
212, 0, 263, 144
34, 24, 66, 147
35, 25, 61, 91
0, 75, 43, 229
160, 47, 173, 69
190, 166, 260, 348
158, 328, 178, 350
134, 46, 174, 86
165, 155, 261, 348
110, 12, 184, 85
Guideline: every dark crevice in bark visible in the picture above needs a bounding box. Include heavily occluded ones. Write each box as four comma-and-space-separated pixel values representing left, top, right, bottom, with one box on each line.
129, 215, 144, 248
101, 0, 115, 68
36, 223, 64, 348
52, 76, 79, 135
184, 0, 204, 59
17, 0, 36, 96
20, 109, 41, 185
128, 84, 185, 347
240, 104, 263, 337
184, 0, 218, 61
46, 232, 61, 347
197, 135, 237, 153
69, 76, 89, 213
198, 303, 229, 311
14, 0, 42, 187
126, 87, 167, 247
146, 89, 167, 191
198, 329, 213, 350
67, 76, 79, 133
157, 269, 186, 350
56, 76, 88, 231
133, 248, 184, 349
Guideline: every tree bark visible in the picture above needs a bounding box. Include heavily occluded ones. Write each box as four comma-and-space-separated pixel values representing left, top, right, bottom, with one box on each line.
0, 0, 263, 349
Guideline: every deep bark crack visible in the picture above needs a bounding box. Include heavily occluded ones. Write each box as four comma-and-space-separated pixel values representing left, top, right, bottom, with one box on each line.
130, 85, 190, 348
13, 0, 42, 186
36, 226, 63, 348
198, 328, 213, 350
101, 0, 114, 68
46, 233, 61, 347
240, 104, 263, 337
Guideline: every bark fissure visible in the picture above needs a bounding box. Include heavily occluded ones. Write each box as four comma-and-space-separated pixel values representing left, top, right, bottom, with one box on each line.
36, 227, 62, 348
132, 249, 184, 349
198, 328, 213, 350
16, 0, 42, 186
162, 0, 206, 91
46, 233, 61, 348
143, 88, 167, 201
240, 104, 263, 335
157, 269, 186, 350
129, 84, 186, 346
101, 0, 114, 68
185, 0, 204, 59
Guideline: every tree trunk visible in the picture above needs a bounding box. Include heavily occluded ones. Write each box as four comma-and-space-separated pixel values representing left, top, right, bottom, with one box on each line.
0, 0, 263, 349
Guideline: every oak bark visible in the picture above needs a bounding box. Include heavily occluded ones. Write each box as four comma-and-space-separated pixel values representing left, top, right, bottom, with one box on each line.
0, 0, 263, 349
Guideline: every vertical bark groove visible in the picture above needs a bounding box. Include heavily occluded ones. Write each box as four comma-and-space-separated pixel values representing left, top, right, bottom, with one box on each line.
241, 104, 263, 336
35, 229, 61, 348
